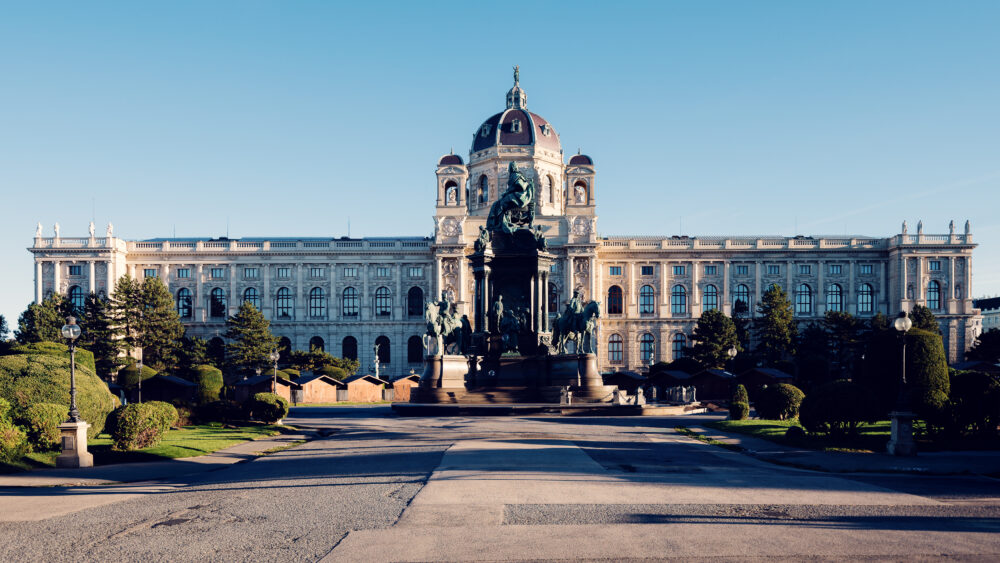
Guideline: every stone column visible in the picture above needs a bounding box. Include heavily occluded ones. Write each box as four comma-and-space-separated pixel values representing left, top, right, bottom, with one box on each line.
263, 265, 271, 320
195, 264, 204, 322
948, 257, 956, 310
53, 260, 61, 296
229, 264, 237, 317
690, 260, 700, 316
590, 256, 598, 302
457, 257, 466, 316
162, 263, 170, 292
628, 262, 636, 315
296, 263, 304, 321
434, 257, 443, 301
564, 255, 574, 302
817, 260, 825, 315
915, 257, 924, 304
882, 261, 890, 314
106, 259, 115, 296
754, 260, 762, 312
722, 261, 731, 315
88, 261, 96, 293
661, 261, 669, 308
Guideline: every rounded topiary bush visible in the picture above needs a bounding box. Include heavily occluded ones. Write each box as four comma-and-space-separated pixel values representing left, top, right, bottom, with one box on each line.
785, 425, 807, 441
247, 392, 289, 423
799, 380, 873, 436
862, 327, 950, 417
316, 365, 347, 380
117, 363, 158, 389
729, 402, 750, 421
0, 346, 115, 439
18, 402, 68, 451
145, 401, 179, 432
755, 383, 805, 421
191, 365, 224, 405
111, 403, 163, 451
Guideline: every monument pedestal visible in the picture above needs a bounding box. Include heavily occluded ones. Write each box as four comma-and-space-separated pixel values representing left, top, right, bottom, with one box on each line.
543, 353, 617, 403
409, 355, 469, 403
55, 421, 93, 468
887, 410, 917, 456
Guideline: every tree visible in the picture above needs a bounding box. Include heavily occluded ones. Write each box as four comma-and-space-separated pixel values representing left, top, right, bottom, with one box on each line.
909, 305, 940, 334
869, 311, 889, 332
14, 294, 67, 344
0, 315, 8, 341
795, 323, 830, 389
177, 336, 209, 376
224, 302, 279, 375
137, 277, 184, 371
689, 309, 740, 368
823, 311, 865, 381
755, 285, 797, 365
110, 275, 143, 358
966, 329, 1000, 364
79, 292, 126, 380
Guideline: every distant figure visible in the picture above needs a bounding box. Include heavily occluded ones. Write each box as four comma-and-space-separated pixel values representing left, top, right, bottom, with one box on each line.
107, 222, 114, 238
901, 220, 908, 235
949, 220, 955, 235
35, 223, 42, 237
88, 221, 95, 237
53, 223, 60, 238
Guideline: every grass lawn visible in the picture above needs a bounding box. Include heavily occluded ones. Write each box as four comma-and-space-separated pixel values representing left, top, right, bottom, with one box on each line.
706, 419, 892, 453
0, 423, 289, 473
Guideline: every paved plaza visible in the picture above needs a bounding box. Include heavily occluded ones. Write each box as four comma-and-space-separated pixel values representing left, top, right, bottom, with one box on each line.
1, 407, 999, 561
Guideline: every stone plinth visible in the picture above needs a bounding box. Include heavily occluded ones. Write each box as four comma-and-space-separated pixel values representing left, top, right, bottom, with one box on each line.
55, 421, 93, 468
410, 355, 469, 403
887, 410, 917, 456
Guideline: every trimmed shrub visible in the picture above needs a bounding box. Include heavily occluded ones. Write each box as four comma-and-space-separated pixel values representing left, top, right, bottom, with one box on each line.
0, 347, 115, 439
799, 380, 873, 436
111, 403, 163, 451
174, 405, 194, 427
948, 371, 1000, 436
755, 383, 805, 420
145, 401, 179, 432
0, 423, 31, 463
861, 327, 950, 418
785, 425, 807, 441
191, 365, 223, 405
247, 392, 289, 423
194, 400, 244, 424
732, 384, 749, 404
5, 342, 97, 373
18, 402, 68, 451
316, 365, 347, 380
729, 402, 750, 421
117, 363, 158, 389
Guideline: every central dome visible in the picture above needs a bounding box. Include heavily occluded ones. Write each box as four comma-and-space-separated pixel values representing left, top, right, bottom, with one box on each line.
470, 69, 561, 154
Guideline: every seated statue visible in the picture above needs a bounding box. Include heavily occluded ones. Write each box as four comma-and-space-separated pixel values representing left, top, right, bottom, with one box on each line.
486, 161, 535, 235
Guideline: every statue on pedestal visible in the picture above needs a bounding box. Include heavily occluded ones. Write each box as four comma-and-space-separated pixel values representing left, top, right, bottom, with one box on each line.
486, 161, 535, 235
552, 298, 601, 354
424, 291, 465, 355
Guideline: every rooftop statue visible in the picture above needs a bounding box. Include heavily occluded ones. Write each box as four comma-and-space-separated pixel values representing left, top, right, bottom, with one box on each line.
486, 161, 536, 235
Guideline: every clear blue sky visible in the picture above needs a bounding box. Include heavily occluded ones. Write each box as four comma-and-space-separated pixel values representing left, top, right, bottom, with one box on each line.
2, 1, 999, 329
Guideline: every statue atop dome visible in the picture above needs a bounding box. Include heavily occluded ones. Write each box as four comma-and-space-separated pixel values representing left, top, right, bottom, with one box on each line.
486, 161, 535, 235
513, 64, 519, 85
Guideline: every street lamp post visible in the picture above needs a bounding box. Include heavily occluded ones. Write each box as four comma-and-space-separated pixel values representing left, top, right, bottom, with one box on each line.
887, 312, 917, 456
136, 349, 143, 404
57, 317, 93, 468
269, 349, 280, 394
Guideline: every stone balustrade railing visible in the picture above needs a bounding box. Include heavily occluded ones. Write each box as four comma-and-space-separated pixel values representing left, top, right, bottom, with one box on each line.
599, 233, 972, 250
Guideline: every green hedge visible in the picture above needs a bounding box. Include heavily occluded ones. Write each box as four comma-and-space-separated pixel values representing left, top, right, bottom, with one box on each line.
117, 363, 158, 389
0, 347, 115, 439
111, 403, 163, 451
18, 402, 68, 451
755, 384, 805, 421
4, 342, 96, 373
247, 392, 289, 423
192, 365, 223, 405
145, 401, 179, 432
316, 365, 347, 380
280, 368, 300, 380
862, 327, 950, 419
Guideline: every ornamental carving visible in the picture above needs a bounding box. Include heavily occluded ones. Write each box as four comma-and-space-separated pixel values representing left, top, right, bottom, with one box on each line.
440, 217, 462, 237
571, 216, 591, 235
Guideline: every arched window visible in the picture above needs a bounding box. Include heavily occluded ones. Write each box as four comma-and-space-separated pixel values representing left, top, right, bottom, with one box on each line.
444, 180, 457, 204
795, 284, 812, 315
733, 284, 751, 315
407, 287, 424, 317
243, 287, 260, 310
858, 283, 874, 314
478, 175, 488, 204
68, 285, 85, 312
342, 336, 358, 360
639, 285, 655, 315
210, 288, 227, 318
309, 336, 325, 352
826, 284, 843, 313
671, 285, 687, 315
176, 288, 192, 319
277, 336, 292, 364
375, 335, 391, 364
342, 287, 359, 317
640, 333, 655, 364
672, 333, 687, 360
548, 283, 559, 314
703, 285, 719, 312
927, 280, 941, 310
407, 335, 423, 363
276, 287, 293, 319
375, 287, 392, 317
607, 286, 623, 315
573, 180, 587, 203
309, 287, 326, 318
608, 334, 623, 364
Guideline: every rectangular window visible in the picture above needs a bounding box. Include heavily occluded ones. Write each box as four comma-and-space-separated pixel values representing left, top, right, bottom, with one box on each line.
310, 267, 324, 278
829, 264, 842, 275
799, 265, 811, 275
641, 266, 654, 276
210, 267, 225, 279
68, 265, 82, 276
609, 266, 622, 276
277, 267, 290, 278
376, 267, 390, 277
735, 265, 749, 276
929, 260, 941, 271
408, 266, 423, 277
176, 268, 190, 279
143, 269, 157, 278
860, 264, 873, 275
767, 265, 780, 275
344, 267, 357, 278
244, 267, 259, 279
704, 265, 717, 275
673, 266, 686, 276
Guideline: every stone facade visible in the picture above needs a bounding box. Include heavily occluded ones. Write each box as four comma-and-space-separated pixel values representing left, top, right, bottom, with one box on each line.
28, 75, 983, 376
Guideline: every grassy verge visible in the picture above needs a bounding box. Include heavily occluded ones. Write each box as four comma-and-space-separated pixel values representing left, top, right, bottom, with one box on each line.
0, 423, 291, 473
675, 425, 745, 452
707, 419, 891, 453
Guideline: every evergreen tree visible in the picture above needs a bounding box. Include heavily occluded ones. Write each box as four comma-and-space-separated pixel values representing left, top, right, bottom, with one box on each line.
15, 294, 66, 343
0, 314, 8, 341
224, 302, 279, 375
177, 335, 210, 376
138, 277, 184, 371
79, 292, 126, 379
110, 275, 143, 358
755, 285, 797, 365
869, 311, 889, 332
823, 311, 865, 381
795, 322, 830, 388
731, 299, 752, 353
909, 305, 941, 334
689, 309, 740, 368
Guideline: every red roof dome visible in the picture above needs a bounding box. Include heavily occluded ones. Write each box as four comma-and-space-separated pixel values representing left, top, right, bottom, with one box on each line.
568, 153, 593, 165
438, 153, 463, 166
471, 109, 561, 153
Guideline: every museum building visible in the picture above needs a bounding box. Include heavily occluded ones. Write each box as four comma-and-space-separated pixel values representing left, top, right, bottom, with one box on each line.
28, 72, 983, 376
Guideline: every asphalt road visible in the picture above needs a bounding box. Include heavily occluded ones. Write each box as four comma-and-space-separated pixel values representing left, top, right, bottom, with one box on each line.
1, 407, 998, 562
